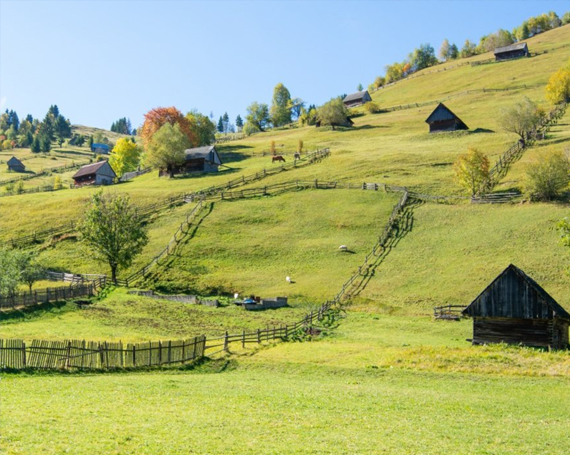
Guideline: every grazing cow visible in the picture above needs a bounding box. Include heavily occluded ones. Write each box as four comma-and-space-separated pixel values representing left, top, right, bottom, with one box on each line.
294, 152, 301, 160
272, 155, 286, 163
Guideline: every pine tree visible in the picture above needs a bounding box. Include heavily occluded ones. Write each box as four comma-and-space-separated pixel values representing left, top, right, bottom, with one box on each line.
31, 135, 41, 153
236, 115, 243, 130
217, 116, 224, 133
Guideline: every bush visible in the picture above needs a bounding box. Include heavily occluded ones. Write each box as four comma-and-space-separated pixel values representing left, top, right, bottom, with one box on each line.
525, 150, 570, 201
364, 101, 381, 114
242, 122, 260, 137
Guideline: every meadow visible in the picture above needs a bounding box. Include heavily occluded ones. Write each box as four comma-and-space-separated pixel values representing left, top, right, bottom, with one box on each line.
2, 23, 570, 455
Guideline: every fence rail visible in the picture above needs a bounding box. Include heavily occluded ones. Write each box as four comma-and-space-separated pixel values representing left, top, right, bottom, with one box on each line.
433, 304, 466, 320
0, 335, 205, 370
0, 278, 106, 311
0, 149, 330, 249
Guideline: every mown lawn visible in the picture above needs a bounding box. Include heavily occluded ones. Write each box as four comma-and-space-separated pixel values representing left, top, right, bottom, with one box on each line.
3, 312, 570, 454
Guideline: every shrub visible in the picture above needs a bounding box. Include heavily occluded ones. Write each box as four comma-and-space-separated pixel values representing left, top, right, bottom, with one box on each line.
525, 150, 570, 201
453, 147, 490, 196
364, 101, 381, 114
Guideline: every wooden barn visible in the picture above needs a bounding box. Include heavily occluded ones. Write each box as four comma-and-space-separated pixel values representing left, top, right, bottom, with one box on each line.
91, 143, 110, 154
425, 103, 468, 133
462, 264, 569, 350
7, 156, 25, 172
343, 90, 372, 108
494, 42, 529, 61
159, 146, 222, 177
72, 160, 116, 187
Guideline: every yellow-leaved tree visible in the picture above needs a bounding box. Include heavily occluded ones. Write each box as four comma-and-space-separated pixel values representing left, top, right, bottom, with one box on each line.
109, 138, 142, 177
454, 147, 490, 196
545, 61, 570, 105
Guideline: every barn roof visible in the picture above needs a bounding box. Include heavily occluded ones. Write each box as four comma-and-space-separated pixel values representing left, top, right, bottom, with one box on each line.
184, 146, 222, 165
494, 42, 528, 55
425, 103, 468, 128
462, 264, 570, 320
72, 160, 114, 179
343, 91, 369, 103
7, 156, 24, 167
92, 143, 110, 150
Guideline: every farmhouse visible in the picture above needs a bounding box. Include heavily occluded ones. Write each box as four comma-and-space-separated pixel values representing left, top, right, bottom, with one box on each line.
159, 146, 222, 177
494, 42, 529, 61
91, 143, 110, 154
462, 264, 569, 350
425, 103, 468, 133
343, 90, 372, 108
72, 160, 116, 187
7, 156, 25, 172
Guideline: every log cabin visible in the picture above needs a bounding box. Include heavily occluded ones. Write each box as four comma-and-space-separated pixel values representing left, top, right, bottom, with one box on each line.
494, 42, 529, 61
343, 90, 372, 108
159, 146, 222, 177
462, 264, 569, 350
425, 103, 468, 133
72, 160, 116, 187
7, 156, 25, 172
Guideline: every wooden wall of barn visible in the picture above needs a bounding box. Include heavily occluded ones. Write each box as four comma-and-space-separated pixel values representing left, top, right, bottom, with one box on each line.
472, 317, 569, 350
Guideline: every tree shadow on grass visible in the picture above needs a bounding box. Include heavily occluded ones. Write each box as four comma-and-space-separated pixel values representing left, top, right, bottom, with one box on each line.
0, 300, 68, 322
469, 128, 495, 134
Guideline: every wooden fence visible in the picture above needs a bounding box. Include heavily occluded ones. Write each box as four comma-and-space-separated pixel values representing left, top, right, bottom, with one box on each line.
0, 149, 330, 249
1, 159, 90, 186
0, 278, 106, 311
0, 182, 411, 370
0, 336, 206, 370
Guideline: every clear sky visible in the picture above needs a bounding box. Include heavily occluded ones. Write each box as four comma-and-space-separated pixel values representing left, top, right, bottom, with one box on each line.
0, 0, 567, 130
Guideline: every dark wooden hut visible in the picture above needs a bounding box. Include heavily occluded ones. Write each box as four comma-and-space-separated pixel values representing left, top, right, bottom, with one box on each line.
159, 146, 222, 177
425, 103, 468, 133
343, 90, 372, 108
462, 264, 569, 350
72, 160, 116, 187
494, 42, 529, 61
7, 156, 25, 172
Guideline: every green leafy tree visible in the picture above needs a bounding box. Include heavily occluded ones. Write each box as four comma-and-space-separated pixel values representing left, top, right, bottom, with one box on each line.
448, 43, 459, 60
563, 12, 570, 25
145, 123, 190, 177
80, 191, 148, 283
246, 102, 270, 131
289, 98, 305, 121
109, 137, 142, 176
0, 248, 23, 297
18, 254, 46, 292
186, 111, 216, 146
409, 43, 438, 71
270, 83, 292, 127
357, 83, 363, 91
498, 97, 542, 145
525, 150, 570, 201
242, 122, 260, 136
453, 147, 490, 196
235, 115, 243, 131
460, 39, 477, 58
317, 98, 351, 130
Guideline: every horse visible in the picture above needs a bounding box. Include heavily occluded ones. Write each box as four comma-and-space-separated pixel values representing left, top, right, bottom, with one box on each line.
294, 152, 301, 160
272, 155, 286, 163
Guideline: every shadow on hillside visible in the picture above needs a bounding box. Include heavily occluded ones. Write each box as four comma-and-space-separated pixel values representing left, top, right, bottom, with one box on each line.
0, 300, 68, 322
347, 124, 386, 132
52, 150, 93, 157
217, 145, 254, 164
174, 167, 242, 180
469, 128, 495, 134
347, 198, 422, 299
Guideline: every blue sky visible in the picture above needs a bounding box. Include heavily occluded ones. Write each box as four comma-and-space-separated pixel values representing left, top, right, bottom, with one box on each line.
0, 0, 567, 130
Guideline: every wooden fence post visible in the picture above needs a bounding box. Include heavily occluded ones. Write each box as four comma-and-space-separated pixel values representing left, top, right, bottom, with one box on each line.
257, 329, 261, 344
22, 341, 26, 367
158, 341, 162, 365
242, 330, 245, 348
224, 331, 229, 352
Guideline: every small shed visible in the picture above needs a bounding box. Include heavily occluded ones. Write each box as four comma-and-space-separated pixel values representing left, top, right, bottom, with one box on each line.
91, 143, 110, 154
7, 156, 25, 172
72, 160, 116, 187
159, 145, 222, 177
462, 264, 569, 350
494, 42, 529, 61
425, 103, 468, 133
343, 90, 372, 108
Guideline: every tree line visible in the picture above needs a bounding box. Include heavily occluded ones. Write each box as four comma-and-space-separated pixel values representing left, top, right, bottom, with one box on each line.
371, 10, 570, 90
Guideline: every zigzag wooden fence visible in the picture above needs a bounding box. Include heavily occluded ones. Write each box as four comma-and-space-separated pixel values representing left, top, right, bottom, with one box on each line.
1, 149, 330, 248
0, 183, 412, 370
0, 278, 106, 311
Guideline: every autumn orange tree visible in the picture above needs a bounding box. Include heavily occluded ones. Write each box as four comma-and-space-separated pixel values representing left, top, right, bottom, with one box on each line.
140, 107, 197, 147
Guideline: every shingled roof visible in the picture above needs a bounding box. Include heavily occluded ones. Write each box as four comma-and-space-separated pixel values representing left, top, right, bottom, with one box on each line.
72, 160, 111, 179
462, 264, 570, 320
184, 146, 222, 165
343, 91, 369, 103
494, 42, 528, 55
7, 156, 24, 167
425, 103, 468, 129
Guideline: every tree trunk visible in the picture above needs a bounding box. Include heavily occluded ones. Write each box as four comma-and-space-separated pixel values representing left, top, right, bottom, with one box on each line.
111, 265, 117, 284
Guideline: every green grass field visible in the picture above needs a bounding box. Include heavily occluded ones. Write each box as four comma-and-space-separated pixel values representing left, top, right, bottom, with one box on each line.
3, 23, 570, 455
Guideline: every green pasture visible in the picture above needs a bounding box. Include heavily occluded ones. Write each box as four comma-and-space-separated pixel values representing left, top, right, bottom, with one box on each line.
3, 313, 570, 454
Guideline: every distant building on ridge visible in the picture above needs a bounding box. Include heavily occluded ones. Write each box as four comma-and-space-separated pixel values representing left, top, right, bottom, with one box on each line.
343, 90, 372, 108
494, 42, 529, 61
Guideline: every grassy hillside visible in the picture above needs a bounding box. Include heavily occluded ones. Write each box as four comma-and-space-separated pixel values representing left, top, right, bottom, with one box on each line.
3, 313, 570, 454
